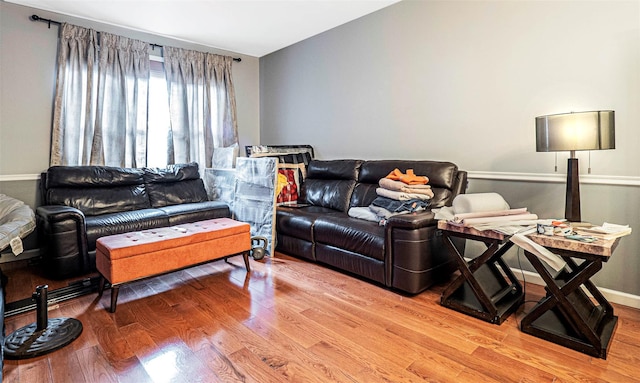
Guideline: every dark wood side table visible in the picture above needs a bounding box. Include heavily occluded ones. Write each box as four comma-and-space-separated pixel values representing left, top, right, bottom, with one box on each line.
520, 234, 620, 359
438, 221, 524, 324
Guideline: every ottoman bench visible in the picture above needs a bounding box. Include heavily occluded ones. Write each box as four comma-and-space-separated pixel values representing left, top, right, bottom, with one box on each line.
96, 218, 251, 312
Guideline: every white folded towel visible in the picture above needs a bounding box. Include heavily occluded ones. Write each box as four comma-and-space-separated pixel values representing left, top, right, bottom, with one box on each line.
379, 178, 431, 191
376, 187, 431, 201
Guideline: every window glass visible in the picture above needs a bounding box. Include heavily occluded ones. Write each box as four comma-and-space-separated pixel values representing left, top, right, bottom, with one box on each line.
147, 57, 170, 168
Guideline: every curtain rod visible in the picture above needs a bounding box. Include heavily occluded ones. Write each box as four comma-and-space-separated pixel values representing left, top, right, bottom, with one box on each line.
30, 14, 242, 62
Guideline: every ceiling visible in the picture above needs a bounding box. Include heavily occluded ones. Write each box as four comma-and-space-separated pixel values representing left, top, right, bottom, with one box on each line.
6, 0, 401, 57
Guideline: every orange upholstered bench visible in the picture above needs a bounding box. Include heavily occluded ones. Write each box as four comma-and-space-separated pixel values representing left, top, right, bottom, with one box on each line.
96, 218, 251, 312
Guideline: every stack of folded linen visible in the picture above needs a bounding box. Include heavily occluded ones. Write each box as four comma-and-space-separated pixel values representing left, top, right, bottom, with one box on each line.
433, 193, 540, 235
452, 207, 538, 227
348, 168, 434, 224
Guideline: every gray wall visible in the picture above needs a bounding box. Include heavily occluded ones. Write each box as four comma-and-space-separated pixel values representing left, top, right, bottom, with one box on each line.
0, 1, 261, 250
260, 1, 640, 296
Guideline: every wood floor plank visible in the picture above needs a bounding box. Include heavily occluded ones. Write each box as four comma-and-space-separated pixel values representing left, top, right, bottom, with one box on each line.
385, 321, 479, 357
194, 342, 247, 383
308, 339, 424, 383
213, 312, 329, 383
227, 347, 290, 383
3, 361, 20, 383
242, 314, 357, 383
470, 346, 559, 382
249, 298, 328, 348
47, 341, 84, 383
482, 334, 614, 382
3, 252, 640, 382
15, 358, 51, 383
120, 321, 214, 383
76, 345, 119, 383
448, 367, 503, 383
406, 356, 472, 383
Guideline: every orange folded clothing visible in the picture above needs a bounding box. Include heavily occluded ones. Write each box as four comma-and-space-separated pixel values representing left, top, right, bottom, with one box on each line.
385, 168, 429, 185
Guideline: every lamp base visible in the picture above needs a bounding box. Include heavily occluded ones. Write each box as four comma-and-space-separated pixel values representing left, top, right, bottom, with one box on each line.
565, 158, 581, 223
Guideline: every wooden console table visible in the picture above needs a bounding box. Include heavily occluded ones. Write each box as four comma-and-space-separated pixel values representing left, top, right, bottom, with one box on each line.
438, 221, 524, 324
520, 234, 620, 359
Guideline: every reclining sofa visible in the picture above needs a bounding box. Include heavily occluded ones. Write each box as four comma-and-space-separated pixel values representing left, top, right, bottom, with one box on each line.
36, 163, 230, 279
276, 159, 467, 294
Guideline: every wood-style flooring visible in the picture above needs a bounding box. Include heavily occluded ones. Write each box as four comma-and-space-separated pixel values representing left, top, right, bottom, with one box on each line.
2, 253, 640, 382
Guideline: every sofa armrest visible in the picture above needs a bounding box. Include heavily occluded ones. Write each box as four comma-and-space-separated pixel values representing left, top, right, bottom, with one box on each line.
36, 205, 89, 279
451, 170, 468, 204
37, 205, 85, 222
386, 210, 437, 230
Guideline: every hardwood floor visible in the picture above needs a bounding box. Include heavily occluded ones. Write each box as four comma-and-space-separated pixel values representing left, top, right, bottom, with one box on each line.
3, 253, 640, 382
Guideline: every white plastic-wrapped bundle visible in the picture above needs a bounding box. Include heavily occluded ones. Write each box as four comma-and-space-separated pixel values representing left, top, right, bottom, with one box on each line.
0, 194, 36, 255
204, 158, 279, 256
452, 192, 510, 214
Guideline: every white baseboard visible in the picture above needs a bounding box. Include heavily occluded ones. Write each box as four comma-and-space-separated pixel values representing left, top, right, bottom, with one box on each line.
512, 268, 640, 310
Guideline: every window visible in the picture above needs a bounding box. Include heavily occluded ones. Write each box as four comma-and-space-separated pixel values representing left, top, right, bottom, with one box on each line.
147, 56, 171, 168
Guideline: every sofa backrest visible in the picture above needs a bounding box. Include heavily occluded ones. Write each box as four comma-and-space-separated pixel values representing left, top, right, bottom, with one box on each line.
300, 160, 362, 212
143, 162, 208, 208
43, 163, 210, 216
351, 160, 462, 208
43, 166, 149, 216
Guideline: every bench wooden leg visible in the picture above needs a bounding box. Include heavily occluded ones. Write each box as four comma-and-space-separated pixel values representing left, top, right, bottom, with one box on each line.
109, 286, 120, 313
243, 251, 251, 272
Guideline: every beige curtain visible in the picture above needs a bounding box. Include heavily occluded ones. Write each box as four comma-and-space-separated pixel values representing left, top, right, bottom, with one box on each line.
50, 23, 98, 166
163, 47, 238, 168
50, 23, 149, 167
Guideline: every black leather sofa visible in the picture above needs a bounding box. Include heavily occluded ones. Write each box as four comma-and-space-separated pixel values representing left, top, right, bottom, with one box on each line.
0, 268, 5, 379
276, 159, 467, 294
36, 163, 230, 279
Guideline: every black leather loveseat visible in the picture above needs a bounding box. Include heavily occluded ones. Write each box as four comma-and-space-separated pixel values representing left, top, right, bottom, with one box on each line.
276, 159, 467, 294
36, 163, 230, 279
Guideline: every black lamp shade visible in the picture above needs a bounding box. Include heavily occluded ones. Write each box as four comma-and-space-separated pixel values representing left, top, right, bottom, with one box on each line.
536, 110, 615, 153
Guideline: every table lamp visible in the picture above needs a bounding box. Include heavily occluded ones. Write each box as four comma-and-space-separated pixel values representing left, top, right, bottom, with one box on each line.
535, 110, 615, 222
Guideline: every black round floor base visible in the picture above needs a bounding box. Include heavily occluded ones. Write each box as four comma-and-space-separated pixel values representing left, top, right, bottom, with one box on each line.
4, 317, 83, 360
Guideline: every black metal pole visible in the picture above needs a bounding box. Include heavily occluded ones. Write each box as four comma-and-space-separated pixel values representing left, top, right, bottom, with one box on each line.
34, 284, 49, 331
29, 14, 242, 62
29, 14, 61, 28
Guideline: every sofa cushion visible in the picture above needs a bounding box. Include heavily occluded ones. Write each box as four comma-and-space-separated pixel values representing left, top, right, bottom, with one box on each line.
46, 185, 149, 216
44, 166, 150, 215
300, 160, 361, 212
276, 206, 338, 242
85, 209, 170, 251
313, 215, 385, 261
143, 163, 209, 208
46, 165, 145, 188
157, 201, 230, 225
305, 159, 360, 180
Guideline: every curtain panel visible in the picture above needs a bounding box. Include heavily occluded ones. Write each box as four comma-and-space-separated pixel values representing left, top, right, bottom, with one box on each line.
50, 23, 238, 169
50, 24, 98, 166
164, 47, 239, 168
92, 32, 149, 167
51, 23, 150, 167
